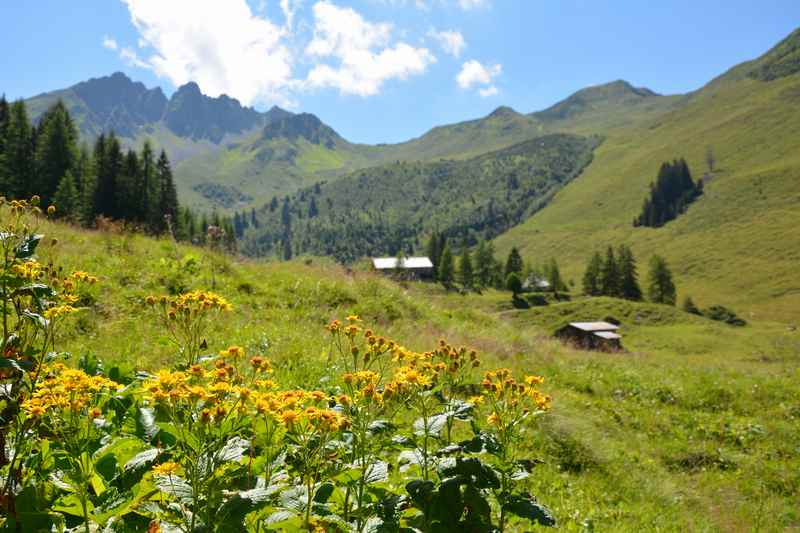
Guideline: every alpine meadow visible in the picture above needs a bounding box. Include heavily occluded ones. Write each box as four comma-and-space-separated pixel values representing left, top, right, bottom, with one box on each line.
0, 2, 799, 532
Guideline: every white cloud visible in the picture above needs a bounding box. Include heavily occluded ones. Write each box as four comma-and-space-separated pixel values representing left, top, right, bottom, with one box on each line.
429, 29, 465, 58
457, 0, 488, 9
456, 59, 501, 95
102, 36, 118, 51
304, 1, 435, 96
119, 0, 294, 107
280, 0, 300, 29
478, 85, 498, 97
119, 47, 150, 69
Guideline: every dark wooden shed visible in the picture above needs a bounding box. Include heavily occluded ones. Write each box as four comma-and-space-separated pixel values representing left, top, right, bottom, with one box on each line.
555, 321, 622, 351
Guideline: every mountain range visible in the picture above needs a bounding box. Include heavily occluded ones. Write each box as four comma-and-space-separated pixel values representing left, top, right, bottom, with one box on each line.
20, 26, 800, 321
24, 68, 676, 213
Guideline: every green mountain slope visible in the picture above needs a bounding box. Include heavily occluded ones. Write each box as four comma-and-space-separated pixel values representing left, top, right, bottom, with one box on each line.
493, 32, 800, 322
241, 133, 598, 261
23, 215, 800, 531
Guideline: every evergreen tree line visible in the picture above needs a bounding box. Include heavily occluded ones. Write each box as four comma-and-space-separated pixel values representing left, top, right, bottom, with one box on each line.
0, 96, 236, 250
634, 159, 703, 228
427, 234, 567, 296
582, 245, 677, 305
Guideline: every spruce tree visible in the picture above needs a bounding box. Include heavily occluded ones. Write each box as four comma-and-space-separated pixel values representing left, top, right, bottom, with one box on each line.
647, 255, 677, 305
121, 149, 140, 221
140, 141, 158, 230
547, 258, 562, 296
4, 100, 33, 198
506, 272, 522, 297
582, 252, 603, 296
308, 197, 318, 218
34, 100, 78, 204
474, 240, 493, 289
52, 171, 81, 221
458, 248, 474, 290
0, 95, 8, 190
600, 246, 619, 297
426, 232, 442, 280
438, 244, 454, 288
156, 150, 179, 235
505, 247, 523, 278
618, 245, 642, 301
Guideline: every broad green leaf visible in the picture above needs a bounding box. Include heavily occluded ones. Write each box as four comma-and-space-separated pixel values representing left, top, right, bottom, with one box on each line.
15, 234, 43, 259
502, 493, 556, 527
364, 460, 389, 484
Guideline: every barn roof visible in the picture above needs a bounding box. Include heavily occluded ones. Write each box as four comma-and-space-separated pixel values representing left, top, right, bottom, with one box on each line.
372, 257, 434, 270
568, 321, 619, 332
593, 331, 622, 340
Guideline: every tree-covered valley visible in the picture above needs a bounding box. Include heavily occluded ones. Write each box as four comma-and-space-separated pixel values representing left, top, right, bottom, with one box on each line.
0, 9, 799, 533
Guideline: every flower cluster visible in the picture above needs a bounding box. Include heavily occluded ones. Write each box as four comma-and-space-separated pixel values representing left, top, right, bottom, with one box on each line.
480, 368, 551, 430
146, 290, 233, 317
23, 364, 120, 419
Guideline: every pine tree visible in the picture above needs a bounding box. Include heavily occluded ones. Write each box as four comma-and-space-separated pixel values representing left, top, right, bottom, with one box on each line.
308, 197, 318, 218
505, 247, 523, 278
438, 244, 454, 288
52, 171, 81, 221
506, 272, 522, 297
425, 232, 441, 280
156, 150, 178, 235
3, 100, 33, 198
282, 234, 293, 261
474, 240, 494, 289
0, 95, 8, 191
120, 149, 140, 220
547, 258, 562, 296
600, 246, 619, 297
582, 252, 603, 296
33, 100, 78, 204
618, 245, 642, 301
647, 255, 677, 305
140, 141, 158, 230
93, 133, 124, 219
458, 248, 474, 289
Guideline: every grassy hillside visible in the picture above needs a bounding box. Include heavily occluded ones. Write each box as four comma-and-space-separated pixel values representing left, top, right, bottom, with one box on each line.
27, 216, 799, 531
494, 60, 800, 322
240, 134, 598, 261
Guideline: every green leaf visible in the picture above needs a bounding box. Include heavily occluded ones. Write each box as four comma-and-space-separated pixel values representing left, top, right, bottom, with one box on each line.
14, 283, 56, 300
364, 460, 389, 484
313, 482, 335, 504
405, 479, 435, 509
502, 493, 556, 527
215, 436, 250, 462
15, 234, 43, 259
52, 493, 93, 517
0, 357, 33, 372
414, 414, 448, 436
124, 448, 159, 472
154, 474, 193, 503
437, 457, 500, 490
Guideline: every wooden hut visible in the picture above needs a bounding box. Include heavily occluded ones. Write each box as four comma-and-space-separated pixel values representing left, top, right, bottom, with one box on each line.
371, 256, 434, 280
555, 321, 622, 351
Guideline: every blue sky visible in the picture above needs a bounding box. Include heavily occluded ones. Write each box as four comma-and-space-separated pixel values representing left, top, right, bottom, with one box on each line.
2, 1, 799, 143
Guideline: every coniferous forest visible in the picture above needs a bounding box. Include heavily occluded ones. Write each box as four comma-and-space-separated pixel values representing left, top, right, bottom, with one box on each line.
0, 96, 236, 248
634, 159, 703, 228
238, 134, 598, 262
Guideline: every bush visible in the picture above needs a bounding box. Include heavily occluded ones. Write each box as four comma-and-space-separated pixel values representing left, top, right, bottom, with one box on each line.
703, 304, 747, 326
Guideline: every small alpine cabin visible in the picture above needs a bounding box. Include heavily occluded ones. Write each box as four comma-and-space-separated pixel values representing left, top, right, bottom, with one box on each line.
555, 321, 622, 351
371, 256, 434, 280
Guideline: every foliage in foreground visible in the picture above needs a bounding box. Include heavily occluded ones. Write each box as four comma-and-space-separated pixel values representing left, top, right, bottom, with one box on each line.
0, 198, 555, 532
